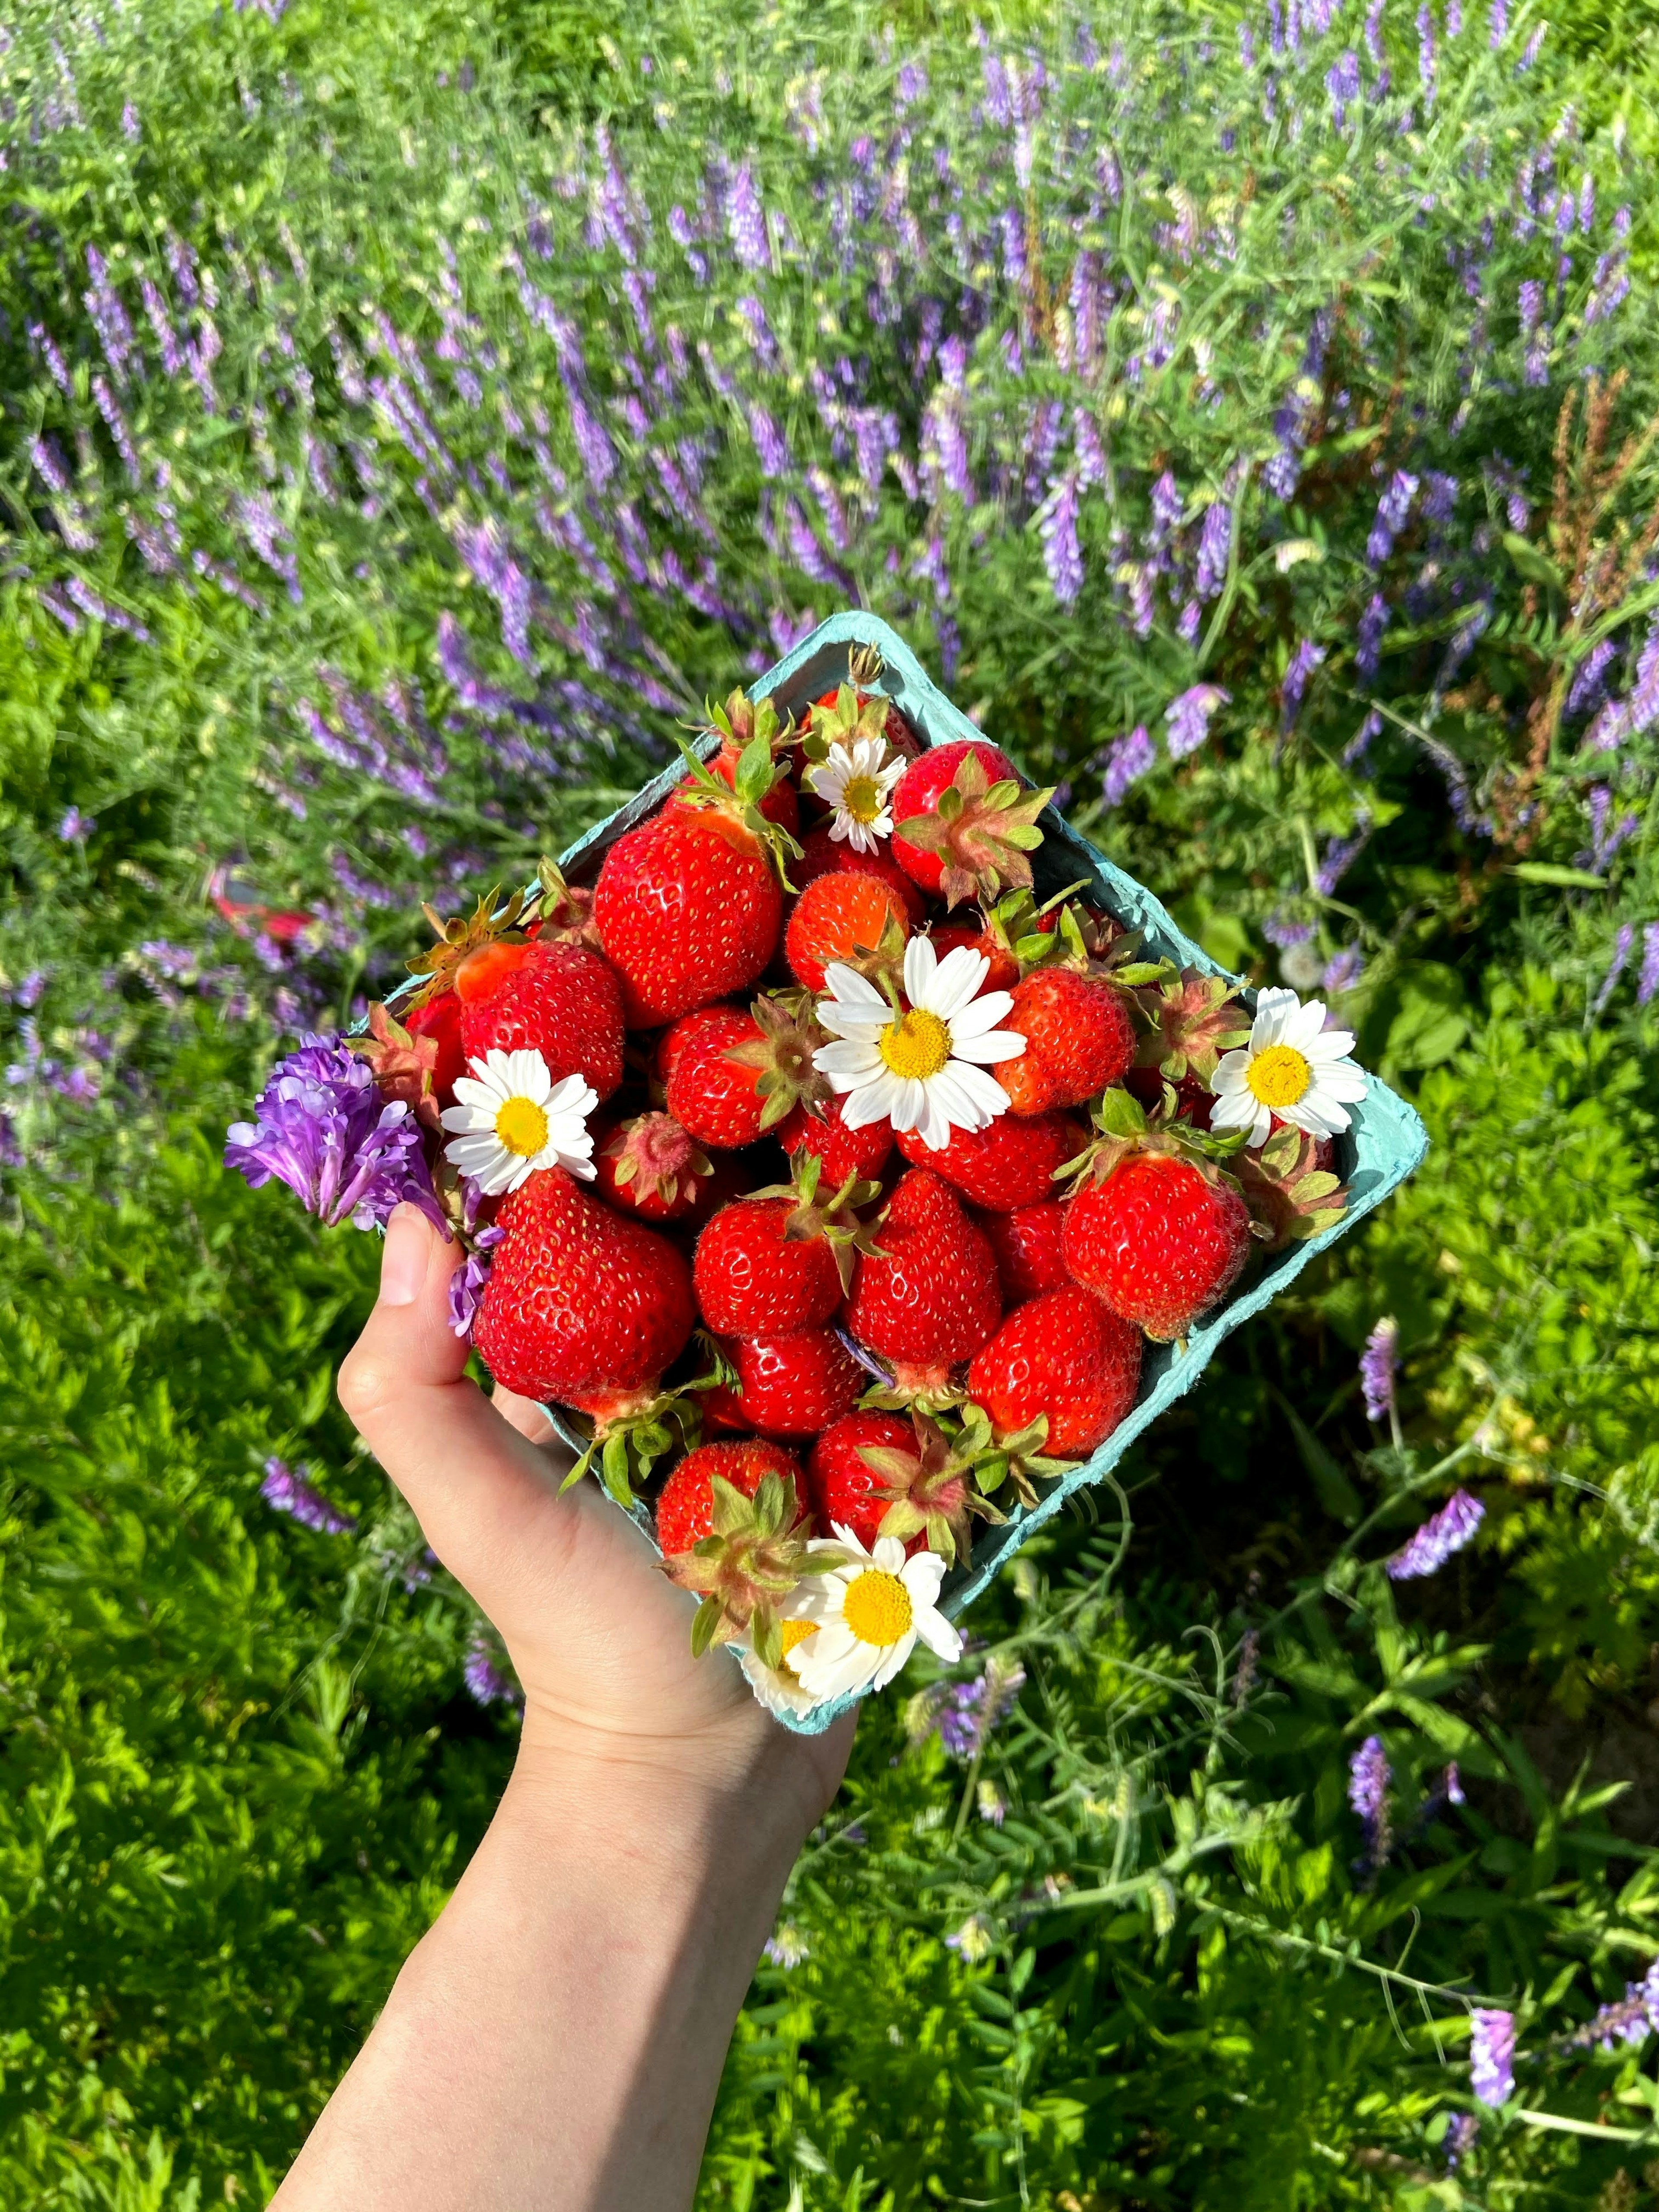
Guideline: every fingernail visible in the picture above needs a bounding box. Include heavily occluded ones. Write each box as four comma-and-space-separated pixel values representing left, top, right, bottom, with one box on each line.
378, 1203, 429, 1306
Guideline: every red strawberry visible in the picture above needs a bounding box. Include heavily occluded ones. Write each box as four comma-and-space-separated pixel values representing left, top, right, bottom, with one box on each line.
890, 739, 1053, 909
996, 969, 1135, 1116
967, 1285, 1142, 1457
457, 940, 626, 1102
778, 1094, 894, 1184
594, 789, 786, 1027
927, 890, 1060, 995
843, 1168, 1001, 1390
791, 822, 928, 924
806, 1411, 922, 1553
402, 990, 467, 1103
474, 1167, 696, 1402
594, 1112, 712, 1222
654, 1438, 804, 1556
695, 1149, 881, 1334
663, 1005, 770, 1148
785, 870, 912, 994
694, 1199, 843, 1336
1062, 1151, 1252, 1341
896, 1110, 1082, 1211
721, 1328, 863, 1438
977, 1201, 1070, 1303
671, 686, 801, 832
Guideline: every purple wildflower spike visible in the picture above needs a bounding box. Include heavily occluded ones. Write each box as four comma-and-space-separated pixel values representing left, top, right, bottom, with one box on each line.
1387, 1490, 1484, 1580
1103, 725, 1155, 803
1469, 2010, 1515, 2107
1360, 1318, 1399, 1423
261, 1457, 358, 1535
1165, 683, 1229, 760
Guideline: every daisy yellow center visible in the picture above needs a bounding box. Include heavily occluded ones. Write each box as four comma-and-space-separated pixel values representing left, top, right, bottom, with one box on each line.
1246, 1042, 1312, 1109
776, 1617, 818, 1679
841, 773, 885, 823
495, 1096, 551, 1157
879, 1008, 952, 1081
842, 1568, 913, 1647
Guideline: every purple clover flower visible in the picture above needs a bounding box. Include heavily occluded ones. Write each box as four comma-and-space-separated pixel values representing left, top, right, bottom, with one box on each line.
225, 1034, 446, 1233
1387, 1490, 1485, 1580
1469, 2009, 1516, 2107
1360, 1316, 1399, 1423
1103, 724, 1155, 803
449, 1224, 505, 1338
1323, 944, 1365, 994
1165, 683, 1229, 760
261, 1457, 357, 1535
58, 806, 95, 842
1039, 470, 1083, 604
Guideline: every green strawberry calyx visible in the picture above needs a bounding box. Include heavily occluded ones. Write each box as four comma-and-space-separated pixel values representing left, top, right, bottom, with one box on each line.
896, 750, 1056, 910
721, 991, 833, 1130
660, 1471, 834, 1665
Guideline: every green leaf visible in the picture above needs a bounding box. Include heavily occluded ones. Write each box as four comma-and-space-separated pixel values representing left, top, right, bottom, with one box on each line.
1506, 862, 1606, 890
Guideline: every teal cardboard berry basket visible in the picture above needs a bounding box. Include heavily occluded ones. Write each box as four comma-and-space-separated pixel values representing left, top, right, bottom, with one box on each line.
537, 610, 1428, 1736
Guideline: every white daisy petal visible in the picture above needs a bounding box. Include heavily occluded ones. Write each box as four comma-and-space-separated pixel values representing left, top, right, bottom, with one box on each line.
1207, 1089, 1257, 1132
1304, 1029, 1358, 1064
1319, 1062, 1370, 1102
1248, 1101, 1274, 1147
870, 1630, 921, 1692
949, 1026, 1027, 1066
448, 1076, 500, 1114
1212, 1049, 1252, 1089
929, 946, 993, 1018
822, 962, 891, 1012
948, 988, 1015, 1037
913, 1605, 963, 1664
902, 933, 939, 1007
1284, 1001, 1328, 1051
840, 1072, 906, 1128
872, 1536, 907, 1573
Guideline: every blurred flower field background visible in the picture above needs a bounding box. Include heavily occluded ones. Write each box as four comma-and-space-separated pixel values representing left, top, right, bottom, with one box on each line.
5, 0, 1659, 2200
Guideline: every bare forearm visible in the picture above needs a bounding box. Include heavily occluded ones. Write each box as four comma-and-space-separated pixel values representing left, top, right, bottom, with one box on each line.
274, 1749, 799, 2210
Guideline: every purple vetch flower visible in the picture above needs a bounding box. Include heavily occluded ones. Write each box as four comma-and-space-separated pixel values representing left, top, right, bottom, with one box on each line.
31, 436, 71, 495
225, 1035, 447, 1233
1360, 1317, 1399, 1423
1470, 2010, 1516, 2107
933, 1659, 1026, 1761
1387, 1490, 1485, 1580
1566, 637, 1616, 717
1443, 2111, 1480, 2168
1357, 594, 1390, 683
57, 806, 95, 842
31, 324, 74, 397
261, 1457, 357, 1536
235, 492, 302, 603
747, 404, 792, 479
1520, 22, 1545, 64
1348, 1735, 1392, 1873
15, 972, 48, 1012
1366, 471, 1420, 566
727, 164, 769, 271
1323, 944, 1365, 994
1593, 923, 1635, 1017
1417, 1, 1437, 97
1281, 639, 1326, 730
448, 1224, 505, 1338
92, 375, 140, 484
1264, 909, 1316, 950
64, 578, 153, 642
1165, 683, 1229, 761
1365, 0, 1387, 62
1326, 49, 1361, 129
1196, 500, 1232, 600
1562, 1960, 1659, 2053
121, 100, 140, 141
924, 390, 973, 500
1638, 925, 1659, 1010
463, 1630, 522, 1709
1039, 471, 1083, 605
1103, 725, 1155, 803
83, 246, 136, 380
1073, 410, 1108, 492
1316, 820, 1370, 897
1344, 709, 1385, 768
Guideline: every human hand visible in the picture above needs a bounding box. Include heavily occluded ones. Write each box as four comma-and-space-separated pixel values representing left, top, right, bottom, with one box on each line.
338, 1201, 855, 1852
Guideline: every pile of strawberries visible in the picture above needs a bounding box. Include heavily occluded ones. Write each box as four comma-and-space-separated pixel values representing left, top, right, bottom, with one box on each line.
358, 649, 1350, 1701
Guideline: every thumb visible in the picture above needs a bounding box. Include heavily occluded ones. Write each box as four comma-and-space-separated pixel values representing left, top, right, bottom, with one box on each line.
337, 1203, 578, 1614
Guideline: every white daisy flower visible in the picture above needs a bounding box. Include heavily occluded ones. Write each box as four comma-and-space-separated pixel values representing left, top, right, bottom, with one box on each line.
439, 1048, 598, 1195
811, 935, 1026, 1153
737, 1617, 824, 1719
804, 736, 906, 855
790, 1524, 963, 1700
1208, 986, 1369, 1149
